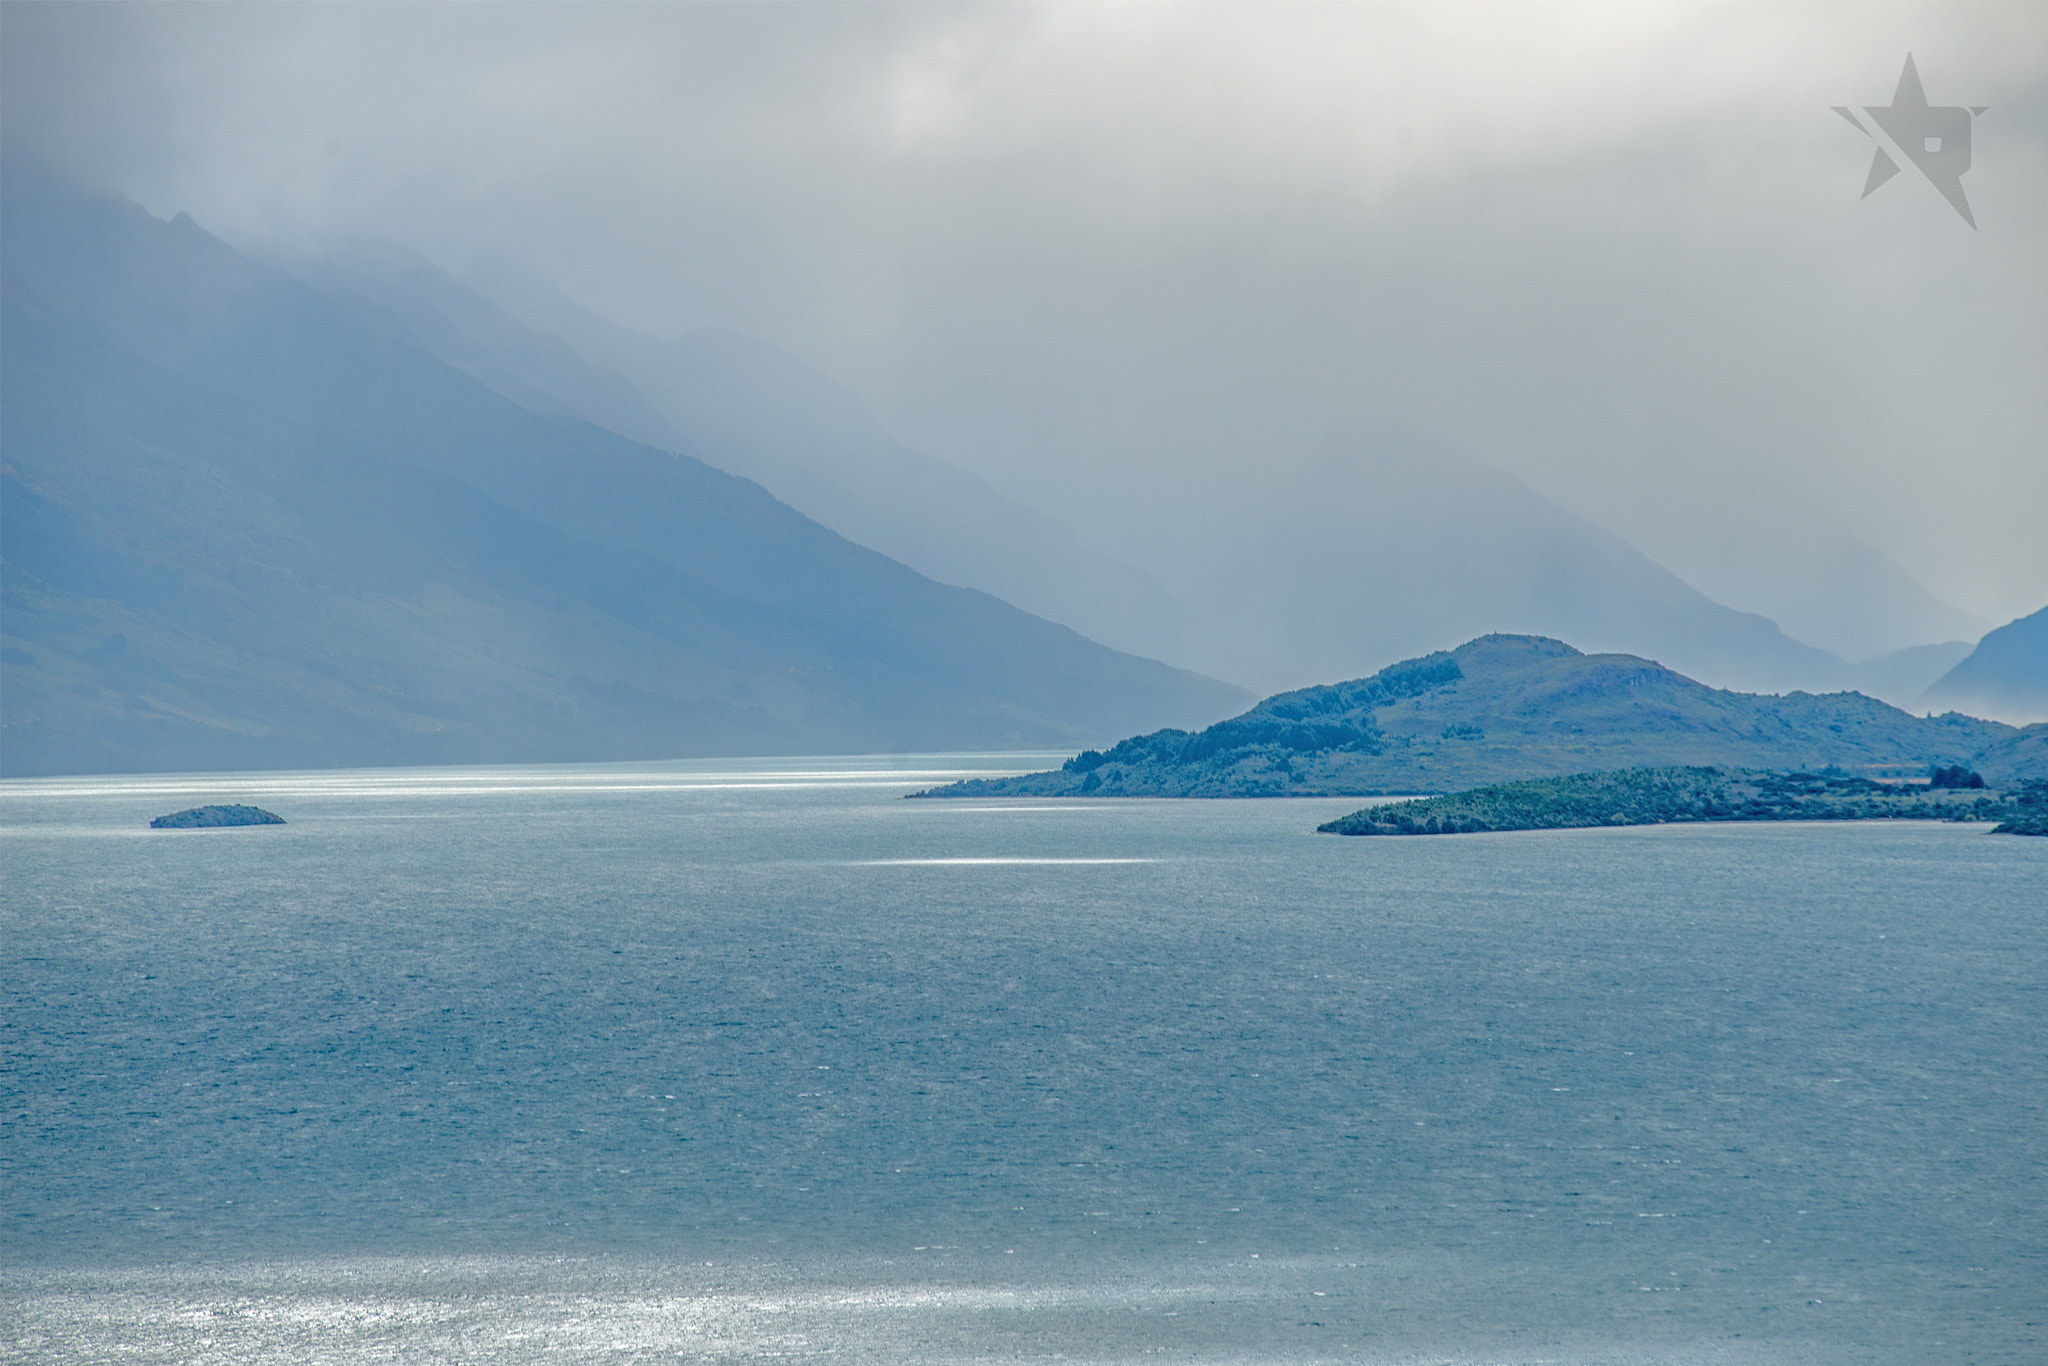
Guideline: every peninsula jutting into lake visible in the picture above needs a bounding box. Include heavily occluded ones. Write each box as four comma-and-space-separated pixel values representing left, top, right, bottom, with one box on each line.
914, 634, 2048, 799
1315, 765, 2047, 836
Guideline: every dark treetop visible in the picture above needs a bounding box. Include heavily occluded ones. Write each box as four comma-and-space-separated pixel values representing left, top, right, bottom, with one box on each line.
915, 634, 2044, 799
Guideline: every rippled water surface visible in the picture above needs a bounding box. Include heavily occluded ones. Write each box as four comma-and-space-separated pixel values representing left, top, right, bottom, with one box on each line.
3, 756, 2044, 1363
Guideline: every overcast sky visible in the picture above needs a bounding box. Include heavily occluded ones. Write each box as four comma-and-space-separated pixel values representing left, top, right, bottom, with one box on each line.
6, 1, 2044, 633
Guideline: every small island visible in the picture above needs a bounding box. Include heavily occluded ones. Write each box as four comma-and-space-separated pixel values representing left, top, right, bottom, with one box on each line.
1317, 767, 2047, 837
149, 804, 285, 829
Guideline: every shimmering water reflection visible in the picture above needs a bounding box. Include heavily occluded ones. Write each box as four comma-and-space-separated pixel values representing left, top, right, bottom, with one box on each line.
3, 755, 2043, 1363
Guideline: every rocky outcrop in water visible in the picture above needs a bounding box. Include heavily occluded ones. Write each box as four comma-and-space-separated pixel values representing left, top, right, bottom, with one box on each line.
149, 805, 284, 829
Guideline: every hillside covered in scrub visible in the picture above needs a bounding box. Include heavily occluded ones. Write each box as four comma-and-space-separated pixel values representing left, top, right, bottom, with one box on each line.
1315, 766, 2044, 836
916, 635, 2044, 799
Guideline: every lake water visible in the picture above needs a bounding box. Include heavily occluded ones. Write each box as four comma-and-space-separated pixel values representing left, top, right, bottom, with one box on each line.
3, 756, 2044, 1364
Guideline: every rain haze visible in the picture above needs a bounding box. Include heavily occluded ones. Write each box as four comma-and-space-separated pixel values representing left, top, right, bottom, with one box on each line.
8, 8, 2048, 1364
6, 1, 2044, 697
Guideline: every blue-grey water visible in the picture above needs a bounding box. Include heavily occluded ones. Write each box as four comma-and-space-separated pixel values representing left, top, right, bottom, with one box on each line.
3, 756, 2044, 1364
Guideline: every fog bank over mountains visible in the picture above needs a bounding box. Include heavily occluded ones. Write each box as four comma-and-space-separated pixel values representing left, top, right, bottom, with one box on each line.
3, 153, 2039, 783
251, 234, 2000, 709
5, 5, 2045, 773
270, 240, 1199, 675
10, 4, 2036, 634
1, 152, 1247, 776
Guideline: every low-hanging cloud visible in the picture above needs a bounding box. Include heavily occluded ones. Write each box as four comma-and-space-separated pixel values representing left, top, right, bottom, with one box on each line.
5, 1, 2044, 640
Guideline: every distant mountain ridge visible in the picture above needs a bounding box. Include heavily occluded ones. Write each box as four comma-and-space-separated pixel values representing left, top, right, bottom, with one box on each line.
469, 269, 1905, 699
267, 242, 1969, 703
918, 634, 2042, 798
0, 150, 1249, 777
1923, 605, 2048, 725
1645, 516, 1991, 664
1142, 429, 1876, 698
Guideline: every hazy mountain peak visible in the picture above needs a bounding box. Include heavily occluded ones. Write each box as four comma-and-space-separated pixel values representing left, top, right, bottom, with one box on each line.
1150, 423, 1856, 698
1643, 516, 1993, 663
1923, 606, 2048, 725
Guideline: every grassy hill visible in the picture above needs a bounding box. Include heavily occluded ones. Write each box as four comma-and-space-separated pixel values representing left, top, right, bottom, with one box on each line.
916, 634, 2042, 798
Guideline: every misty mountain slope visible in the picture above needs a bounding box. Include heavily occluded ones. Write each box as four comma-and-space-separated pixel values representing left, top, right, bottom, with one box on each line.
1922, 605, 2048, 725
405, 254, 1869, 703
1149, 428, 1858, 698
255, 238, 688, 454
250, 247, 1204, 673
0, 155, 1249, 776
919, 634, 2027, 799
3, 292, 751, 773
1848, 639, 1975, 710
628, 326, 1203, 668
1641, 519, 1991, 664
